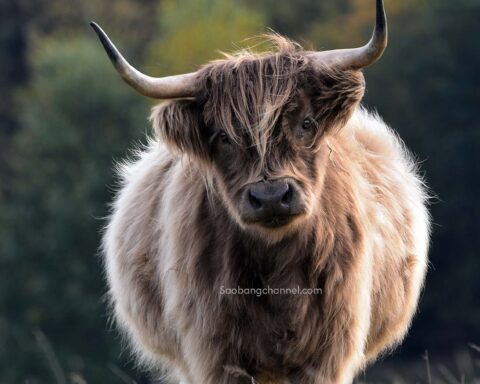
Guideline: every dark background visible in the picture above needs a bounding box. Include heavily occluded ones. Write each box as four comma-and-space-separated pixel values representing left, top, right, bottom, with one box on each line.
0, 0, 479, 382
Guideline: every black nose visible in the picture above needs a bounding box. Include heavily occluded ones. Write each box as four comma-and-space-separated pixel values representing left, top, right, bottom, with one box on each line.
248, 180, 293, 214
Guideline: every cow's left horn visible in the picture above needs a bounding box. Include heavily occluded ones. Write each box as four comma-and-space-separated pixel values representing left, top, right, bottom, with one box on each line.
309, 0, 387, 70
90, 22, 198, 99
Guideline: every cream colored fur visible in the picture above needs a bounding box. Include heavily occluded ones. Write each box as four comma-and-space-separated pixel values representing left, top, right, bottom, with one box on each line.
103, 106, 429, 383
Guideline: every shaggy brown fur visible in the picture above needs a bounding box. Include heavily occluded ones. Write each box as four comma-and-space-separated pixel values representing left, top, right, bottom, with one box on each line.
103, 36, 430, 384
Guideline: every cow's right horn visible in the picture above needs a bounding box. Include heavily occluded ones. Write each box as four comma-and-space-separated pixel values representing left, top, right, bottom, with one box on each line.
90, 22, 198, 99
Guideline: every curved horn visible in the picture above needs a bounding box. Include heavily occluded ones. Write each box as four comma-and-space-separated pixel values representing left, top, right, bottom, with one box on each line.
309, 0, 387, 70
90, 22, 198, 99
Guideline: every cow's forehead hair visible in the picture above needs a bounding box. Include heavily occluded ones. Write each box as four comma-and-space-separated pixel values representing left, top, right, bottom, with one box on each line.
197, 34, 310, 161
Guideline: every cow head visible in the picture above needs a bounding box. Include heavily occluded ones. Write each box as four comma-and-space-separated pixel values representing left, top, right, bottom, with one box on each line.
91, 0, 387, 240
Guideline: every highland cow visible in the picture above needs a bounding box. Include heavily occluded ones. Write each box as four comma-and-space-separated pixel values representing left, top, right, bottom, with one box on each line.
92, 1, 430, 383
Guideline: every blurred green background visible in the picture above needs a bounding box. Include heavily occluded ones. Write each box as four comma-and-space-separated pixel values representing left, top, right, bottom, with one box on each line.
0, 0, 479, 382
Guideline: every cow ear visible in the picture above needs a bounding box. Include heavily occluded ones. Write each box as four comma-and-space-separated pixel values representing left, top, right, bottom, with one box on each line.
310, 69, 365, 131
150, 100, 210, 161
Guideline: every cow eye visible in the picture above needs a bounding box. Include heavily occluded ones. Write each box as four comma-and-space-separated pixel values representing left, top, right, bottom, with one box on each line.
302, 118, 313, 130
218, 131, 231, 145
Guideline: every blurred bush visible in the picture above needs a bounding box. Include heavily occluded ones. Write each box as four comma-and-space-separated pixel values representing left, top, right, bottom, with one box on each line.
147, 0, 264, 74
0, 36, 148, 382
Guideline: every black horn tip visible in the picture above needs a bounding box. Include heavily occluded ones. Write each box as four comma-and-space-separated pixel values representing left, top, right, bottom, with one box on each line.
376, 0, 387, 35
89, 21, 103, 37
89, 21, 120, 66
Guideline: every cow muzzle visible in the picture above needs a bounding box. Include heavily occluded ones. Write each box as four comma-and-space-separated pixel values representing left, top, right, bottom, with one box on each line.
240, 179, 306, 229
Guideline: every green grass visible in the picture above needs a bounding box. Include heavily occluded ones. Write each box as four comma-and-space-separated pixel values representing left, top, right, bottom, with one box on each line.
358, 345, 480, 384
33, 328, 480, 383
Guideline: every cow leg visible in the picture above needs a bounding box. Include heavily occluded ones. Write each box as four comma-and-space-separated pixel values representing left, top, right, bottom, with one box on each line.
309, 259, 372, 383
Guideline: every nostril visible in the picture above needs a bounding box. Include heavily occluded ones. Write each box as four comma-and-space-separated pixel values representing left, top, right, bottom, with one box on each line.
281, 184, 293, 205
248, 190, 262, 209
